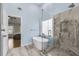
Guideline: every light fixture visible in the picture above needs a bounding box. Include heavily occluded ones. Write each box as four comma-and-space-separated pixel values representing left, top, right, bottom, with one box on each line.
17, 7, 22, 11
69, 3, 75, 8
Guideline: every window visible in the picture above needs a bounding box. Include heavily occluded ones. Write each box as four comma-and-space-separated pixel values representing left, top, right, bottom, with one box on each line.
42, 18, 53, 36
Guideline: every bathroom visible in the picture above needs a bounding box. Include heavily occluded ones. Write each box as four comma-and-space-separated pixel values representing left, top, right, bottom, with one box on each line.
6, 3, 54, 53
1, 3, 79, 56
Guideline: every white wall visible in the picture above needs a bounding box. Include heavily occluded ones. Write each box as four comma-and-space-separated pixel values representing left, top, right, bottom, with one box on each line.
3, 3, 41, 46
21, 4, 41, 45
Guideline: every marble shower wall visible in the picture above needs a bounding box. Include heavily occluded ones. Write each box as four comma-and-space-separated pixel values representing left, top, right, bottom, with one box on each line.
53, 6, 79, 54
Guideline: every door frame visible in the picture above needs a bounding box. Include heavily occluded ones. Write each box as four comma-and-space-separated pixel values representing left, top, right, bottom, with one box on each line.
1, 4, 8, 56
8, 15, 22, 49
0, 3, 2, 56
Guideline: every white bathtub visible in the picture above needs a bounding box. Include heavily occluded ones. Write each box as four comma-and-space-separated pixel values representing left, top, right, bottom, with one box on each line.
33, 37, 48, 50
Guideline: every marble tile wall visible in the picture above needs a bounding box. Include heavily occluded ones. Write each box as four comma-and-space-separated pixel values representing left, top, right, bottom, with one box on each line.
53, 6, 79, 55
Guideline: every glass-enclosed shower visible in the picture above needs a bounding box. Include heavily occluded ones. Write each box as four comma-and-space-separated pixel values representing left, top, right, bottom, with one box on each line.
38, 5, 54, 55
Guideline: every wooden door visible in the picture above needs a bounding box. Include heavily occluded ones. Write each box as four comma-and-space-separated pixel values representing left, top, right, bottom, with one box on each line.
13, 34, 21, 48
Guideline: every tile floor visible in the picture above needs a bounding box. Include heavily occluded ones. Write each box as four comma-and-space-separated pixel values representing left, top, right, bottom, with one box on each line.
7, 45, 43, 56
6, 45, 77, 56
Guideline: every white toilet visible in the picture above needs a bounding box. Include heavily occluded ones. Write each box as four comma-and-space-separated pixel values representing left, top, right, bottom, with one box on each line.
33, 37, 48, 50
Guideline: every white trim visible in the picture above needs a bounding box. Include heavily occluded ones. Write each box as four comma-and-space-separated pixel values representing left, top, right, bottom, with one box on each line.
0, 3, 3, 56
8, 15, 21, 18
21, 42, 32, 47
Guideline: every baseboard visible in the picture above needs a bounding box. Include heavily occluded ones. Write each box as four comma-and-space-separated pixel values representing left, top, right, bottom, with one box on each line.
21, 42, 32, 47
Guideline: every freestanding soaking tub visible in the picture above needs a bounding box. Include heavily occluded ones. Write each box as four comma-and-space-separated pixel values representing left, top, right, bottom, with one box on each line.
33, 37, 48, 50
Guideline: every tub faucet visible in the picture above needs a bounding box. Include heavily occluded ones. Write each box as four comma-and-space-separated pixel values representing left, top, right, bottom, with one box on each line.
41, 33, 45, 38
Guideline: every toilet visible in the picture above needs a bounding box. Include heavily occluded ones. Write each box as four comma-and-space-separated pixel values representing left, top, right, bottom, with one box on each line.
33, 37, 48, 50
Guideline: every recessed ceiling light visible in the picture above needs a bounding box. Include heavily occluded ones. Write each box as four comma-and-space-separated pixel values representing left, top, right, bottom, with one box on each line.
18, 7, 22, 11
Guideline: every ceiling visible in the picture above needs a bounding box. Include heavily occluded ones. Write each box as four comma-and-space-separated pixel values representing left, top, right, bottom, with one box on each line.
4, 3, 79, 21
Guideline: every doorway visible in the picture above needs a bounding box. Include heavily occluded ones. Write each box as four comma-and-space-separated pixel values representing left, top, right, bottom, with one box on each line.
8, 16, 21, 49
